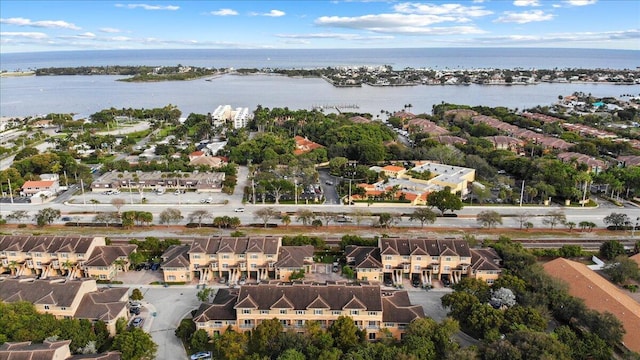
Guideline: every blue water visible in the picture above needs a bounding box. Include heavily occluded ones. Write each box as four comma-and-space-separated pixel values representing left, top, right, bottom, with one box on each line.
1, 48, 638, 118
1, 48, 639, 71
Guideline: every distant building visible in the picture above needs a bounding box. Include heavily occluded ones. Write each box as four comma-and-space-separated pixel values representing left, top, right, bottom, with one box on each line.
293, 136, 324, 155
211, 105, 253, 129
91, 171, 225, 193
0, 340, 121, 360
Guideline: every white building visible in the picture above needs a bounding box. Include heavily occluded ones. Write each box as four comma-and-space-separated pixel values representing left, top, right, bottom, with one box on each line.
212, 105, 253, 129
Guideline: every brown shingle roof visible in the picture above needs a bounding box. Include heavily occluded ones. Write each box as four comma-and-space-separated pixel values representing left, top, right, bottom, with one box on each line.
274, 246, 314, 269
235, 283, 384, 311
382, 291, 425, 323
0, 235, 98, 255
0, 340, 71, 360
189, 236, 280, 256
161, 245, 190, 268
193, 288, 238, 322
0, 278, 89, 307
83, 245, 137, 267
543, 258, 640, 352
74, 287, 128, 323
379, 238, 471, 257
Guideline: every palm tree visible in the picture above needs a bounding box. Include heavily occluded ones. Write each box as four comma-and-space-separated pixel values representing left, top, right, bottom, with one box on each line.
61, 260, 74, 276
281, 214, 291, 228
8, 260, 19, 276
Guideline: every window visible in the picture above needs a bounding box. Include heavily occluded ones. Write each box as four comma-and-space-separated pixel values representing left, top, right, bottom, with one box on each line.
44, 305, 50, 309
168, 275, 176, 281
99, 274, 107, 279
36, 261, 42, 266
350, 310, 359, 316
402, 256, 409, 261
384, 322, 394, 327
332, 311, 341, 316
385, 265, 391, 269
314, 309, 323, 315
238, 254, 245, 259
251, 264, 257, 269
251, 254, 258, 259
296, 320, 304, 327
368, 311, 377, 316
384, 255, 392, 260
34, 252, 42, 257
260, 310, 269, 315
193, 254, 201, 259
296, 310, 304, 315
242, 309, 251, 314
214, 321, 223, 327
222, 254, 230, 259
61, 307, 66, 311
222, 264, 228, 269
60, 253, 68, 258
445, 257, 451, 261
444, 266, 450, 271
279, 309, 287, 315
414, 265, 421, 270
487, 279, 495, 284
416, 256, 421, 261
432, 256, 438, 261
369, 333, 376, 340
267, 255, 273, 259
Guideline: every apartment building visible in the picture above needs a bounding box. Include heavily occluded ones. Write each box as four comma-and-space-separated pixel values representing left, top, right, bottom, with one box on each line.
211, 105, 253, 129
0, 340, 121, 360
160, 236, 284, 284
0, 235, 105, 279
0, 278, 129, 335
346, 238, 501, 285
193, 282, 424, 340
83, 245, 137, 281
273, 245, 314, 281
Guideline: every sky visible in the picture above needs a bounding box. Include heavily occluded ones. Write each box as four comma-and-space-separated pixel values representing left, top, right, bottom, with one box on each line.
0, 0, 638, 53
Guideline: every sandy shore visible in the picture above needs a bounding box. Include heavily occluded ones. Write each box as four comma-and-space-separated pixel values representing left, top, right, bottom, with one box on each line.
0, 71, 35, 77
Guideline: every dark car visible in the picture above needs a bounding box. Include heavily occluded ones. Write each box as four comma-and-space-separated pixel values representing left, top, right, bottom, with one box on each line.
150, 263, 160, 271
384, 278, 394, 287
442, 278, 451, 287
412, 279, 421, 288
61, 216, 71, 222
129, 306, 141, 315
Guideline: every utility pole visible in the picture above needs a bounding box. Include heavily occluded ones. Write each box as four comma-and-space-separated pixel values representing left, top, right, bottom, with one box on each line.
294, 178, 298, 205
8, 178, 14, 204
252, 179, 256, 205
80, 178, 86, 205
519, 180, 525, 207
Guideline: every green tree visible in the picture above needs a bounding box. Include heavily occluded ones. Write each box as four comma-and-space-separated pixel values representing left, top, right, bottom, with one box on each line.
174, 319, 196, 345
408, 208, 437, 227
476, 210, 502, 229
426, 186, 463, 215
278, 349, 306, 360
189, 329, 210, 353
188, 210, 211, 227
254, 207, 280, 228
112, 328, 157, 360
328, 316, 363, 353
296, 209, 316, 226
542, 210, 566, 229
130, 288, 144, 301
159, 208, 183, 227
599, 240, 626, 260
603, 212, 630, 229
604, 255, 640, 284
281, 214, 291, 227
248, 318, 284, 358
213, 329, 247, 360
196, 287, 214, 302
452, 277, 492, 303
7, 210, 29, 223
34, 208, 61, 226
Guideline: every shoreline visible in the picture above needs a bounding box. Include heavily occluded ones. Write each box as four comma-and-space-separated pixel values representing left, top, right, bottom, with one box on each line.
0, 71, 35, 77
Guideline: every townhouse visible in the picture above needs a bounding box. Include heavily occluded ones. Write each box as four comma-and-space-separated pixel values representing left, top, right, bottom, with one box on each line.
0, 340, 122, 360
193, 282, 424, 340
346, 238, 502, 286
160, 236, 312, 285
0, 278, 129, 336
83, 245, 137, 281
0, 235, 105, 279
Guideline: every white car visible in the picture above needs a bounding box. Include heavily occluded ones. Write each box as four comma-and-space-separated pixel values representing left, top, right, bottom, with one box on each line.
190, 352, 212, 360
234, 208, 245, 212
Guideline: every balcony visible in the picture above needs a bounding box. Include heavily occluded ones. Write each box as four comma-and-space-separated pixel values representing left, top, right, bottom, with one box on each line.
240, 324, 254, 329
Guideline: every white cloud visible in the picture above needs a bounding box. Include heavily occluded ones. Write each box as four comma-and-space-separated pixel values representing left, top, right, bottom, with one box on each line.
513, 0, 541, 6
0, 31, 48, 39
564, 0, 597, 6
315, 13, 486, 35
276, 32, 394, 40
115, 3, 179, 10
100, 27, 121, 33
495, 10, 554, 23
210, 8, 238, 16
77, 32, 96, 38
473, 29, 639, 45
0, 17, 80, 30
393, 2, 493, 17
251, 9, 286, 17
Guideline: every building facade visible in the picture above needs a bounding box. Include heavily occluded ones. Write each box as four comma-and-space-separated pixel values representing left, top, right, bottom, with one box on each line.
193, 282, 424, 340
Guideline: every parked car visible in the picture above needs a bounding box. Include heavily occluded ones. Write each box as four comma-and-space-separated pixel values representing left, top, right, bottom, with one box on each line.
61, 216, 71, 222
234, 208, 245, 212
190, 352, 212, 360
131, 317, 143, 327
325, 180, 334, 185
130, 307, 141, 315
150, 263, 160, 271
384, 278, 394, 287
412, 279, 421, 288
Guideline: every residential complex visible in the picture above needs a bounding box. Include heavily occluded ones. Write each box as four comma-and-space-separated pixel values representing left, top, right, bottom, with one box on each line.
193, 282, 425, 340
346, 238, 501, 285
0, 278, 129, 336
211, 105, 253, 129
0, 340, 121, 360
